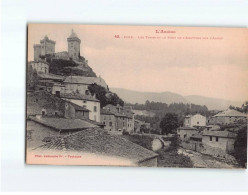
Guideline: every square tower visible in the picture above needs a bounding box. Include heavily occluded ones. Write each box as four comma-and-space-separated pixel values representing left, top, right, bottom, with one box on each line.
40, 35, 56, 56
67, 30, 81, 60
33, 44, 41, 61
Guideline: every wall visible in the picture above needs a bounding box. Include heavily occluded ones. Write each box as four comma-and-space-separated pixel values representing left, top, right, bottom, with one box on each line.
181, 141, 236, 160
101, 114, 116, 132
202, 135, 230, 151
26, 120, 59, 149
30, 61, 49, 74
177, 129, 198, 141
33, 45, 41, 61
68, 40, 80, 60
64, 83, 89, 95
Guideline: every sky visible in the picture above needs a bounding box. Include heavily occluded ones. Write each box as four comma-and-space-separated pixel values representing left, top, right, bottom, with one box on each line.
28, 24, 248, 102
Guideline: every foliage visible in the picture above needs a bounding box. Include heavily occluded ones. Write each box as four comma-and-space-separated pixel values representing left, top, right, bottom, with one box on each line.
140, 124, 150, 133
229, 101, 248, 114
156, 149, 193, 168
88, 84, 124, 108
47, 58, 96, 77
234, 126, 247, 168
159, 113, 180, 135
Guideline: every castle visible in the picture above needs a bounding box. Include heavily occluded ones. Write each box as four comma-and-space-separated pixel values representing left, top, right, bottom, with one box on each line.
33, 29, 81, 61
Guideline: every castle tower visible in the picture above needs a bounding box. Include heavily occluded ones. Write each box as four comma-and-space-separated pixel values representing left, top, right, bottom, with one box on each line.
40, 35, 56, 56
33, 44, 41, 61
67, 30, 81, 60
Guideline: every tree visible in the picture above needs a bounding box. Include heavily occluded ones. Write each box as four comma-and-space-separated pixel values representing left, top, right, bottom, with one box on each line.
88, 84, 124, 108
159, 113, 180, 135
234, 126, 247, 168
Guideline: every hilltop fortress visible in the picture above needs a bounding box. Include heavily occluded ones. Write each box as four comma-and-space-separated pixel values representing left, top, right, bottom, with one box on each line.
33, 30, 81, 61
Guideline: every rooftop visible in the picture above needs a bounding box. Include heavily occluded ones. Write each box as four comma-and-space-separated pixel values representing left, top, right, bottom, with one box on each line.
36, 127, 158, 164
202, 130, 237, 138
29, 116, 97, 131
178, 127, 198, 130
38, 73, 65, 81
214, 109, 247, 117
64, 76, 108, 88
60, 93, 100, 102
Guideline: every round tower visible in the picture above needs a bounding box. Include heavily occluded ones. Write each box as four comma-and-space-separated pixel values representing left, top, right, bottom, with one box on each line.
67, 29, 81, 60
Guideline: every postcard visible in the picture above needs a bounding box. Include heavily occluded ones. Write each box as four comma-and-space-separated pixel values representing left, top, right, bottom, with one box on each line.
26, 24, 247, 168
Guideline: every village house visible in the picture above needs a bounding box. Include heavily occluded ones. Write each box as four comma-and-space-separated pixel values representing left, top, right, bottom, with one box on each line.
202, 130, 237, 153
208, 109, 247, 125
27, 91, 90, 120
29, 60, 49, 74
27, 116, 97, 149
100, 104, 134, 134
60, 93, 100, 122
33, 128, 159, 167
177, 126, 199, 141
63, 75, 108, 95
184, 113, 207, 127
134, 119, 151, 133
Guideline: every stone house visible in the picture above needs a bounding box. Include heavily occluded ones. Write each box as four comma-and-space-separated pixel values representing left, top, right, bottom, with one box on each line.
60, 93, 100, 122
29, 60, 49, 74
100, 104, 134, 134
184, 114, 207, 127
27, 91, 89, 120
208, 109, 247, 125
177, 126, 199, 141
27, 116, 97, 149
202, 130, 237, 153
63, 75, 108, 95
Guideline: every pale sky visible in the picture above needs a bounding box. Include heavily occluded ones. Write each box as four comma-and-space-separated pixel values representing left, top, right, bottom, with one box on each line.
28, 24, 248, 102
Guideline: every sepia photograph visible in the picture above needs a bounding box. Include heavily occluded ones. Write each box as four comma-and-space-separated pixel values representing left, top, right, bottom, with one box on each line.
25, 24, 248, 168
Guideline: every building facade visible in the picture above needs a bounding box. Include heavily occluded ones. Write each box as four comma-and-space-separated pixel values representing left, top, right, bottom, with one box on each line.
29, 61, 49, 74
202, 130, 237, 153
209, 109, 247, 125
100, 104, 134, 134
177, 127, 199, 141
184, 114, 207, 127
61, 93, 100, 122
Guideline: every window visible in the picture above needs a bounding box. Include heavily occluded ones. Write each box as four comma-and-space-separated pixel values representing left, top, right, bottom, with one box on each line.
54, 111, 58, 116
210, 136, 212, 141
109, 115, 111, 120
94, 106, 97, 112
123, 122, 125, 126
109, 122, 112, 126
184, 135, 187, 138
94, 115, 96, 121
197, 121, 199, 124
216, 137, 219, 142
83, 100, 87, 103
42, 111, 45, 116
103, 116, 106, 120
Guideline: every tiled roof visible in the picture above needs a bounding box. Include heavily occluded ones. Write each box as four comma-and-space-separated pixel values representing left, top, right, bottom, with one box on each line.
38, 73, 65, 81
100, 109, 115, 115
36, 128, 158, 164
29, 116, 97, 131
202, 130, 237, 138
103, 104, 133, 119
29, 60, 50, 65
178, 127, 198, 130
66, 101, 89, 112
214, 109, 247, 117
63, 76, 108, 88
60, 93, 100, 102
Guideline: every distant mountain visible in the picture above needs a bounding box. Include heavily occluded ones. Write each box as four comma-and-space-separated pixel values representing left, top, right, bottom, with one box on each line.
110, 88, 242, 110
